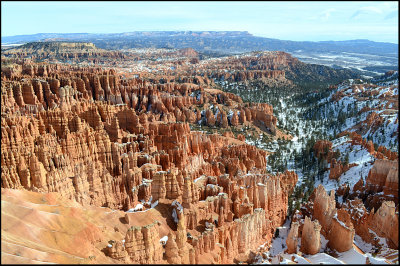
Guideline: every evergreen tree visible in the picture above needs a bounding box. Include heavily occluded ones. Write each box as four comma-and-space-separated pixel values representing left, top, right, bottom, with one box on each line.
344, 153, 349, 165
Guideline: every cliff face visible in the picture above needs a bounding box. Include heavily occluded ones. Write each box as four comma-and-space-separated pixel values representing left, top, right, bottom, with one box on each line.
370, 201, 398, 249
342, 198, 398, 250
313, 185, 337, 236
1, 62, 297, 264
288, 185, 355, 254
297, 181, 399, 254
286, 221, 299, 254
312, 185, 355, 253
347, 157, 399, 212
366, 159, 398, 200
170, 51, 292, 84
339, 155, 399, 250
327, 209, 355, 252
106, 221, 164, 263
300, 216, 321, 255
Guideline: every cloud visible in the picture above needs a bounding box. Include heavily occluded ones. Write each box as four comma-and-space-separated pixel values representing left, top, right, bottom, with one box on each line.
384, 10, 398, 20
360, 6, 383, 14
321, 8, 336, 20
306, 8, 336, 21
351, 3, 398, 19
351, 6, 379, 19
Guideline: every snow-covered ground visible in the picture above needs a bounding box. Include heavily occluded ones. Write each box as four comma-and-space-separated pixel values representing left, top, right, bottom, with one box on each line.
256, 216, 391, 264
336, 247, 388, 264
221, 78, 394, 193
315, 81, 398, 151
314, 137, 375, 191
217, 77, 397, 265
290, 51, 398, 75
268, 219, 291, 257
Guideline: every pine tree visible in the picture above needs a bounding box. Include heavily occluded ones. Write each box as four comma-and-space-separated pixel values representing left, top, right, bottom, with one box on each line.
344, 153, 349, 165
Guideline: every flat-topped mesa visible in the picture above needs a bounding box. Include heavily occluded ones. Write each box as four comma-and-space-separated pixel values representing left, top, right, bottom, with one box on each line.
2, 41, 126, 63
19, 41, 98, 50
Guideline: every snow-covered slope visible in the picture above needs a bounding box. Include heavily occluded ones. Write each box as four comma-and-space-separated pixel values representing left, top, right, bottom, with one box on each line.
308, 78, 398, 151
255, 217, 392, 264
314, 136, 375, 192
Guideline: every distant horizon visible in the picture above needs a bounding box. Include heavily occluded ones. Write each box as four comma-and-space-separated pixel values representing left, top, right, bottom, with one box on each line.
1, 30, 398, 45
1, 1, 398, 43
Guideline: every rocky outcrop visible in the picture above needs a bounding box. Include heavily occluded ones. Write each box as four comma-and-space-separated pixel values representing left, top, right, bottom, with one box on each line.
1, 61, 298, 264
313, 140, 333, 161
106, 221, 163, 263
286, 221, 299, 254
309, 185, 355, 252
329, 159, 357, 180
342, 198, 398, 250
364, 111, 384, 131
346, 131, 398, 160
329, 158, 344, 180
300, 216, 321, 255
370, 201, 398, 249
366, 159, 398, 200
165, 232, 181, 264
327, 209, 355, 252
313, 185, 336, 235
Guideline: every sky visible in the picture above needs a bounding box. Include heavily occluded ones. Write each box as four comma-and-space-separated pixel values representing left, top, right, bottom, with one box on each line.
1, 1, 398, 43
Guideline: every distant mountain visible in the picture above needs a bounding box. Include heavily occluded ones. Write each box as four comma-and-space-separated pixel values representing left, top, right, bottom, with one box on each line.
2, 31, 397, 57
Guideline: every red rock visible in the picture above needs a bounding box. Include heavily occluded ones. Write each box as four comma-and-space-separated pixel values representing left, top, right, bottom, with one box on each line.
107, 221, 163, 263
366, 140, 375, 154
1, 60, 298, 264
286, 221, 299, 254
366, 159, 398, 200
370, 201, 398, 248
313, 185, 336, 236
329, 158, 344, 180
230, 111, 239, 126
313, 140, 333, 161
300, 216, 321, 255
327, 209, 355, 252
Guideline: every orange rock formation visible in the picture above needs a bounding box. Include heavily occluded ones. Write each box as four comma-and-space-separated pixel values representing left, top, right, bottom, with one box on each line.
1, 61, 297, 264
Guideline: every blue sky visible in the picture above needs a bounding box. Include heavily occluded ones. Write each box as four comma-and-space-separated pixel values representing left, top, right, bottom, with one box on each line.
1, 1, 398, 43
